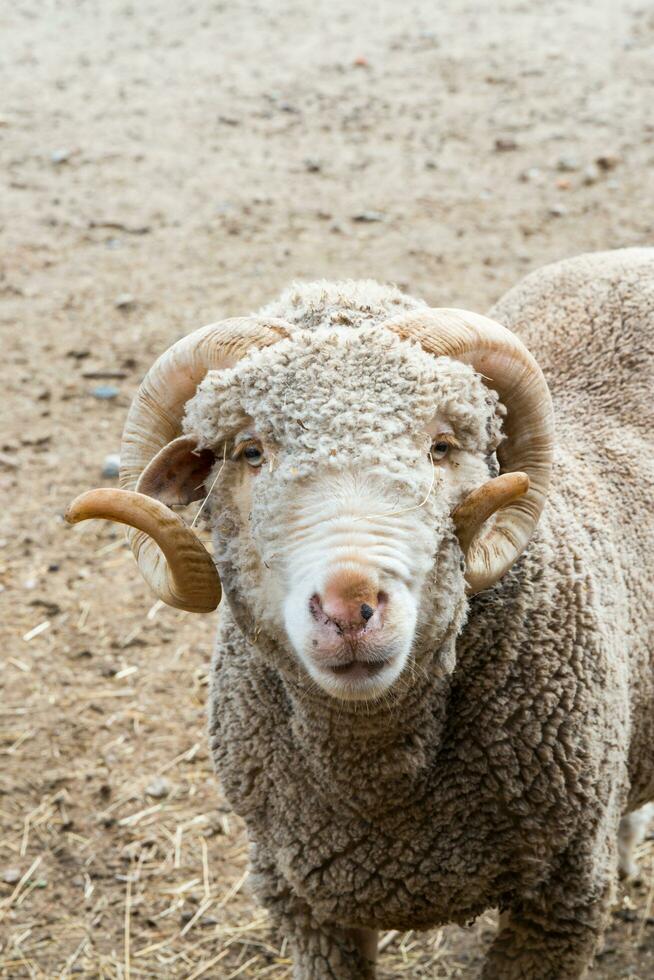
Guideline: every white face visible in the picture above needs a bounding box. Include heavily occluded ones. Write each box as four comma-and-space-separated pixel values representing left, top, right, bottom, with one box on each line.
221, 420, 486, 703
187, 329, 503, 703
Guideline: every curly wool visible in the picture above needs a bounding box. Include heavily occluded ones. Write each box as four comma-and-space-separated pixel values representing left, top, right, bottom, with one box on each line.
202, 253, 653, 980
185, 327, 504, 471
257, 278, 426, 334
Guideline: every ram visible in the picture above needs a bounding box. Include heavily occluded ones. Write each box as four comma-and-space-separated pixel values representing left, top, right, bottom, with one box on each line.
68, 249, 654, 979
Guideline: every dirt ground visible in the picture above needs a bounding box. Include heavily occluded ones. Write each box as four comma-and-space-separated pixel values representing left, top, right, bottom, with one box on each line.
2, 0, 654, 977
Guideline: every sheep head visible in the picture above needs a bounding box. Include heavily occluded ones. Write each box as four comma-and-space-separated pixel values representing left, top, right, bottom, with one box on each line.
66, 304, 553, 701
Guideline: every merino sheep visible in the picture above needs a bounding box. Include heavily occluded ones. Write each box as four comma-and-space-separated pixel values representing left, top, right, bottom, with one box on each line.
68, 248, 654, 979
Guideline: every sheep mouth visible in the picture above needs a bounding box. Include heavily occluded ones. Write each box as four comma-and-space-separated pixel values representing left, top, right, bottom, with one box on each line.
326, 658, 391, 680
304, 646, 406, 700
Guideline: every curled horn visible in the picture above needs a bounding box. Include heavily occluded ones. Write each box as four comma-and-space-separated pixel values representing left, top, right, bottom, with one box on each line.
385, 308, 554, 594
66, 317, 290, 613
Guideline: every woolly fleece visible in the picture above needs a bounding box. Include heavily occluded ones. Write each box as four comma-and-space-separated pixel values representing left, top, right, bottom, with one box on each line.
190, 254, 652, 979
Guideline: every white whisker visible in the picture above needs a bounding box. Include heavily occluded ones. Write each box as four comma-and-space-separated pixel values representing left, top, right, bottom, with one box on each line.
190, 442, 227, 529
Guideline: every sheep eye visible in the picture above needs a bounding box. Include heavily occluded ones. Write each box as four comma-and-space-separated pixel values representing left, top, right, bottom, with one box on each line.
430, 440, 451, 461
232, 439, 264, 468
243, 444, 263, 467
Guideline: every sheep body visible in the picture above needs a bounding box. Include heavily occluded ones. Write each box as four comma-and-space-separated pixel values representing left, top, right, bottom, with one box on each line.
200, 250, 654, 978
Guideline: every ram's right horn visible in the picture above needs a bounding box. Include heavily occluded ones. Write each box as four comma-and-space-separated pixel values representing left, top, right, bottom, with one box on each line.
66, 488, 221, 613
66, 317, 291, 613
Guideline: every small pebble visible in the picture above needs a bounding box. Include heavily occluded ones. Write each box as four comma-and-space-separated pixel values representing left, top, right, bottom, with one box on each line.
114, 293, 136, 310
304, 158, 321, 173
146, 777, 171, 799
352, 210, 385, 223
519, 167, 542, 183
582, 163, 600, 185
548, 203, 567, 217
557, 155, 579, 172
91, 385, 119, 400
29, 598, 61, 616
51, 148, 71, 165
494, 136, 518, 152
0, 452, 19, 470
3, 868, 21, 884
596, 152, 621, 171
101, 453, 121, 478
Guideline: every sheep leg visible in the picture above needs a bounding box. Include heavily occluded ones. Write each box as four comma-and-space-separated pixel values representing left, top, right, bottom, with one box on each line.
344, 926, 379, 965
287, 921, 378, 980
481, 881, 613, 980
248, 850, 378, 978
618, 803, 654, 879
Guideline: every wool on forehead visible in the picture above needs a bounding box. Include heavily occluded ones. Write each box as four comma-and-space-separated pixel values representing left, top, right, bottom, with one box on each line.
184, 327, 504, 459
257, 279, 427, 333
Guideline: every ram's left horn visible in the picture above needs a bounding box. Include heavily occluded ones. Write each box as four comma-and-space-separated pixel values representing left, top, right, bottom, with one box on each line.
386, 307, 553, 594
452, 472, 530, 587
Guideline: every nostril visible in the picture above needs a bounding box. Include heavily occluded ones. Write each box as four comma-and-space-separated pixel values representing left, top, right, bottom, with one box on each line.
360, 603, 374, 622
309, 594, 323, 621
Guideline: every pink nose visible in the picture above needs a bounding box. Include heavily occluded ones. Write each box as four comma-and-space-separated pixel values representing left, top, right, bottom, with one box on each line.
319, 570, 379, 630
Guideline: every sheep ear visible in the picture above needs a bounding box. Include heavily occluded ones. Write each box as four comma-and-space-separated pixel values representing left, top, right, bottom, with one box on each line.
136, 435, 215, 507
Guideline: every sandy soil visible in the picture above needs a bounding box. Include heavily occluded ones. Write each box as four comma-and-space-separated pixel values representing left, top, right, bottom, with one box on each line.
2, 0, 654, 977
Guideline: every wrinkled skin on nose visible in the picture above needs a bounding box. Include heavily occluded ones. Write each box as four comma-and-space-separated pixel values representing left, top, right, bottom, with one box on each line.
279, 466, 441, 700
183, 326, 503, 701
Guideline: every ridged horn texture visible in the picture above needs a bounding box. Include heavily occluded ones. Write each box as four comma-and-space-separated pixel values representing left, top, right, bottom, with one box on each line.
66, 489, 221, 613
452, 472, 530, 557
67, 318, 290, 613
384, 308, 554, 594
120, 317, 291, 611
